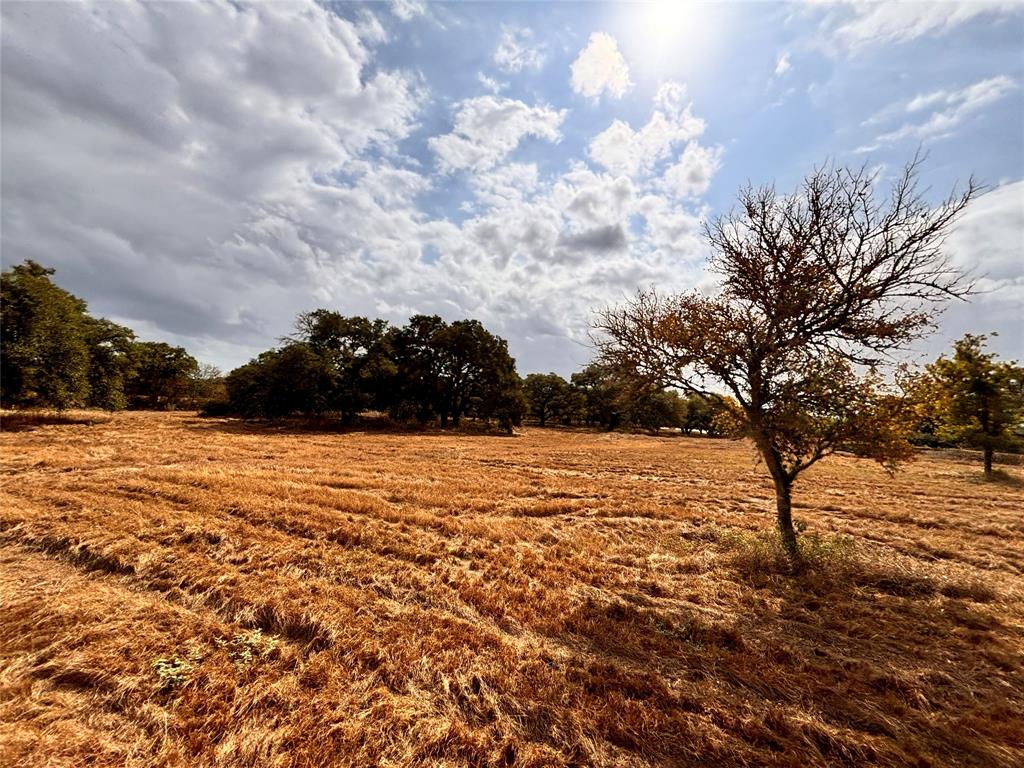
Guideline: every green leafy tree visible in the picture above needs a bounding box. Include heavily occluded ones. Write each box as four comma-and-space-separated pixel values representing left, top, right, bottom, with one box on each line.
523, 373, 571, 427
918, 334, 1024, 476
596, 157, 975, 565
125, 342, 199, 410
292, 311, 393, 423
434, 319, 519, 427
388, 315, 449, 422
570, 362, 623, 429
1, 261, 91, 409
680, 393, 722, 436
622, 387, 687, 434
84, 317, 136, 410
188, 363, 226, 409
224, 345, 333, 419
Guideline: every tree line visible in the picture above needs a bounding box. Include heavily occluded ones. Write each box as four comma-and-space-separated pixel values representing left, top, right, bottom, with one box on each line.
220, 311, 525, 431
523, 367, 726, 435
1, 261, 221, 411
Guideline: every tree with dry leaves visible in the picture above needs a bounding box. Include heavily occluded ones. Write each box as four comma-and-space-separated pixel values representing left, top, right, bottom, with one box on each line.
595, 156, 977, 564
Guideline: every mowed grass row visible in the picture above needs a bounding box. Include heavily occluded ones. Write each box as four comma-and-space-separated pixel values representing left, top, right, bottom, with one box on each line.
1, 411, 1022, 767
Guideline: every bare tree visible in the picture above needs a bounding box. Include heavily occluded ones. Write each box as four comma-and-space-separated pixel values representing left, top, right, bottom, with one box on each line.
595, 155, 978, 564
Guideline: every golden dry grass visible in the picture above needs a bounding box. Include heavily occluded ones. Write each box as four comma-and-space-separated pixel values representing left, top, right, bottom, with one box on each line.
1, 411, 1021, 767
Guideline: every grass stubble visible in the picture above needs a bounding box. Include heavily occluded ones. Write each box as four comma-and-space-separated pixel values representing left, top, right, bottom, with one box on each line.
0, 411, 1021, 767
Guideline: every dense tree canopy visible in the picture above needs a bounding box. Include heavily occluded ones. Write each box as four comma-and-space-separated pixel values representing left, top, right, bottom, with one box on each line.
1, 261, 92, 409
1, 261, 208, 412
222, 312, 525, 431
596, 157, 976, 563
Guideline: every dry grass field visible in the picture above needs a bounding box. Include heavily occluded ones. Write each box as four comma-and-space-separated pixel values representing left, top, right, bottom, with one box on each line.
1, 411, 1022, 768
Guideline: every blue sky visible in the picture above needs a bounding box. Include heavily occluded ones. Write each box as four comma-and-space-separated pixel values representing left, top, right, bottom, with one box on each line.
2, 1, 1022, 375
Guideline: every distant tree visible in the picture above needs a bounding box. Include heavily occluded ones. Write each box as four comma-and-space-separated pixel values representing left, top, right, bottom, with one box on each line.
570, 362, 622, 429
622, 387, 687, 435
596, 157, 976, 564
224, 357, 270, 419
292, 311, 393, 422
125, 341, 199, 410
1, 261, 91, 409
916, 334, 1024, 476
389, 315, 449, 422
188, 363, 225, 409
434, 319, 520, 427
474, 370, 527, 433
680, 393, 721, 436
523, 373, 570, 427
84, 317, 136, 411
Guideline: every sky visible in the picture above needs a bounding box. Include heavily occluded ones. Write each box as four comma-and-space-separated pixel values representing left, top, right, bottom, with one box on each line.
2, 0, 1022, 376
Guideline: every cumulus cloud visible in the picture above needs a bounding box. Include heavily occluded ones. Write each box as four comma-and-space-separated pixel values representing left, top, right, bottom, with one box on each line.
946, 180, 1024, 289
919, 180, 1024, 360
0, 1, 717, 376
428, 96, 565, 173
493, 26, 545, 73
1, 0, 424, 359
570, 32, 632, 101
658, 142, 724, 200
589, 82, 706, 178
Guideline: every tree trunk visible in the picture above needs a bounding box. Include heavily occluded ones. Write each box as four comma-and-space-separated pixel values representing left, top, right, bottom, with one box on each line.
773, 478, 801, 565
753, 428, 802, 568
984, 446, 994, 477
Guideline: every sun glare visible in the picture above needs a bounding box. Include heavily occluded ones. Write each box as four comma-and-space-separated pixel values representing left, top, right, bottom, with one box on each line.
616, 1, 720, 78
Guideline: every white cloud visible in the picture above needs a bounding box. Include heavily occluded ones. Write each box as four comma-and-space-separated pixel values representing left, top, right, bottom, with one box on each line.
920, 180, 1024, 361
428, 96, 565, 173
658, 142, 724, 200
873, 75, 1016, 145
477, 72, 506, 93
946, 180, 1024, 287
493, 26, 545, 73
0, 0, 717, 377
390, 0, 426, 22
570, 32, 632, 101
775, 52, 791, 77
821, 1, 1021, 51
588, 82, 707, 179
1, 0, 424, 360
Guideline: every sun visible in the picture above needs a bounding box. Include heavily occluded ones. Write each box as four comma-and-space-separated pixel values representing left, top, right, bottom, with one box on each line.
614, 1, 722, 78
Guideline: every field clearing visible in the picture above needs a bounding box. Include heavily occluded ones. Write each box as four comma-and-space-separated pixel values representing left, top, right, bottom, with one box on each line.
1, 412, 1022, 767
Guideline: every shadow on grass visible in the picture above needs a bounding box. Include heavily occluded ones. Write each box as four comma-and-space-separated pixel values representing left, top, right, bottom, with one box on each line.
0, 410, 112, 432
183, 414, 520, 438
966, 468, 1024, 490
550, 529, 1018, 767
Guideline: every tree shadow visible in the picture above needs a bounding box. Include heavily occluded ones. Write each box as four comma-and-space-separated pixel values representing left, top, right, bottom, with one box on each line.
182, 415, 520, 438
0, 411, 111, 432
965, 468, 1024, 489
551, 552, 1019, 767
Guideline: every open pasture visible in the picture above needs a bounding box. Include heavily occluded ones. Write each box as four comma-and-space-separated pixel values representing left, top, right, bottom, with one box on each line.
1, 412, 1022, 767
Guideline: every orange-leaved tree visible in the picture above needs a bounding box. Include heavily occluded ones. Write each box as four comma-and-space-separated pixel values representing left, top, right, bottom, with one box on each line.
595, 156, 977, 564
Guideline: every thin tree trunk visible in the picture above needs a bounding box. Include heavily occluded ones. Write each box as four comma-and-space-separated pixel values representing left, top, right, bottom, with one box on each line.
753, 428, 802, 567
773, 478, 800, 564
984, 446, 994, 477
